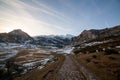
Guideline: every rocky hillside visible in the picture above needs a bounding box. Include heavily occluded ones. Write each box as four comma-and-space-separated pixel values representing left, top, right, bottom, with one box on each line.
33, 34, 73, 48
0, 29, 33, 43
72, 25, 120, 54
0, 29, 73, 48
73, 25, 120, 45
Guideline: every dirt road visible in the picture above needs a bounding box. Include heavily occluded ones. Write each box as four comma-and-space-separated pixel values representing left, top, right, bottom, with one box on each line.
56, 55, 85, 80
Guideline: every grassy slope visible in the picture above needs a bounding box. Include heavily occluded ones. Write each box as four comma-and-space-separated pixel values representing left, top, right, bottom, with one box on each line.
73, 52, 120, 80
14, 53, 65, 80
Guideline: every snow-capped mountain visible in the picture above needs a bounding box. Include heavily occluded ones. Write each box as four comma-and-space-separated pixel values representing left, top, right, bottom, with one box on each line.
32, 34, 73, 48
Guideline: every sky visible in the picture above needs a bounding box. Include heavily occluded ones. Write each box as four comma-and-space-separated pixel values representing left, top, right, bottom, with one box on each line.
0, 0, 120, 36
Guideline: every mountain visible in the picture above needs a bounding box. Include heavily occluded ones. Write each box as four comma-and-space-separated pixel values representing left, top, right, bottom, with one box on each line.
0, 29, 73, 48
72, 25, 120, 54
0, 29, 33, 43
72, 25, 120, 45
33, 34, 73, 48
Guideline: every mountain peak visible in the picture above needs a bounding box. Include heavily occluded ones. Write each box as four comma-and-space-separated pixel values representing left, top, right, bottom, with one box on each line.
0, 29, 32, 43
12, 29, 22, 31
9, 29, 25, 34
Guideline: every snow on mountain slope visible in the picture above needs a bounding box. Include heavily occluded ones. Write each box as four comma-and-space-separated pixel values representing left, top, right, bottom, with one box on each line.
32, 34, 73, 48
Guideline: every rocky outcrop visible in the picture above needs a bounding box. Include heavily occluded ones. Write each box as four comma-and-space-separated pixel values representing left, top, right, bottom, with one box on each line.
72, 25, 120, 45
72, 25, 120, 54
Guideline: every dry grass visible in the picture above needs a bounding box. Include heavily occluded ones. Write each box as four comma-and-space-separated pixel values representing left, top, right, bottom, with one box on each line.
14, 53, 65, 80
12, 50, 51, 62
73, 52, 120, 80
73, 40, 120, 54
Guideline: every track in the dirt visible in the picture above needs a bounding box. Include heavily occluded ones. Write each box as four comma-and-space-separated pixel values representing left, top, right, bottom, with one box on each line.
56, 55, 85, 80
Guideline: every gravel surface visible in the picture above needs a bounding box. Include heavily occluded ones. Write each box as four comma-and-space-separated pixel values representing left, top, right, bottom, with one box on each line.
56, 55, 85, 80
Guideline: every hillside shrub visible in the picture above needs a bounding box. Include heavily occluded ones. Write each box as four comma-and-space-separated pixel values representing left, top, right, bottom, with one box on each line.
105, 49, 119, 55
92, 55, 97, 58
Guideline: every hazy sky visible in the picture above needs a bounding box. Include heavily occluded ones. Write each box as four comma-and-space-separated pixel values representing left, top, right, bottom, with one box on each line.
0, 0, 120, 36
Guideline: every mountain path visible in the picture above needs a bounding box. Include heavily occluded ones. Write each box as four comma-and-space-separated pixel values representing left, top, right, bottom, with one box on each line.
56, 55, 85, 80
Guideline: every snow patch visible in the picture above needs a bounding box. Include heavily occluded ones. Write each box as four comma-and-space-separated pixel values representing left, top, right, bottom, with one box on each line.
84, 41, 109, 47
115, 46, 120, 48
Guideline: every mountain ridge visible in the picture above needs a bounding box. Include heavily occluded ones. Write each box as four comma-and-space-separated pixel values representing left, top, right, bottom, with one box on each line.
32, 34, 73, 48
72, 25, 120, 45
72, 25, 120, 54
0, 29, 73, 48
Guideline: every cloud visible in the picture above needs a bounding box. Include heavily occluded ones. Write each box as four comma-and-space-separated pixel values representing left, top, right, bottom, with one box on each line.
32, 0, 71, 22
0, 0, 72, 35
5, 0, 71, 23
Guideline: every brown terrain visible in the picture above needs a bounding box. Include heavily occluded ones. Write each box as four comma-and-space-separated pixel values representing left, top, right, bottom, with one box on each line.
14, 52, 98, 80
0, 25, 120, 80
56, 55, 85, 80
73, 52, 120, 80
14, 52, 65, 80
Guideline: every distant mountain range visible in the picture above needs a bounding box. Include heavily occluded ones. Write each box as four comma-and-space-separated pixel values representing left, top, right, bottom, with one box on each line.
32, 34, 73, 48
0, 29, 74, 48
72, 25, 120, 54
0, 25, 120, 49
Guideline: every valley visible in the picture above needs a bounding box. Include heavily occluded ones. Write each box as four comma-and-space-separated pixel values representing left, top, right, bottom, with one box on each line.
0, 25, 120, 80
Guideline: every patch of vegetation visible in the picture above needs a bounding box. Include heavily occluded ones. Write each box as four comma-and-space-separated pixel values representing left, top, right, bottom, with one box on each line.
108, 56, 116, 60
92, 55, 97, 58
14, 53, 65, 80
0, 60, 25, 80
86, 35, 120, 43
86, 58, 91, 63
73, 53, 120, 80
105, 49, 119, 55
73, 38, 120, 54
